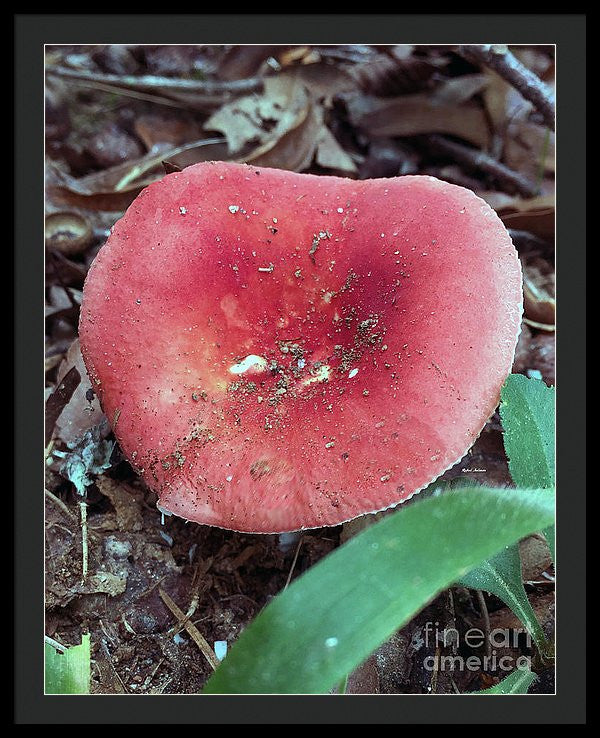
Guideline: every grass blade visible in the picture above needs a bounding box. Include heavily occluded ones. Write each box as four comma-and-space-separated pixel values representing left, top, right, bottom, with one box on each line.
473, 667, 536, 694
459, 545, 549, 653
45, 634, 91, 694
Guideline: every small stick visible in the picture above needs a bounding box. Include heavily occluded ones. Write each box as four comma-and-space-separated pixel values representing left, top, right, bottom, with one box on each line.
159, 589, 219, 671
100, 640, 129, 693
428, 134, 539, 197
458, 45, 555, 131
80, 498, 88, 581
284, 536, 304, 590
44, 634, 67, 653
45, 488, 77, 522
46, 66, 263, 96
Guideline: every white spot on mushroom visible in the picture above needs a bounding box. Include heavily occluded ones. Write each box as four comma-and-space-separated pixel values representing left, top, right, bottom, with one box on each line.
348, 368, 359, 379
228, 355, 268, 375
226, 475, 233, 482
301, 364, 331, 386
228, 205, 240, 214
179, 206, 187, 215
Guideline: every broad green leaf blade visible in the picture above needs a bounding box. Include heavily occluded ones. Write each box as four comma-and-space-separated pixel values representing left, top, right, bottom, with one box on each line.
459, 544, 549, 653
45, 635, 91, 694
204, 486, 554, 694
500, 374, 555, 489
474, 667, 536, 694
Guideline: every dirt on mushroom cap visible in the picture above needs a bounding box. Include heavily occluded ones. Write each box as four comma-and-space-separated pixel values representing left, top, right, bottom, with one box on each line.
79, 161, 522, 533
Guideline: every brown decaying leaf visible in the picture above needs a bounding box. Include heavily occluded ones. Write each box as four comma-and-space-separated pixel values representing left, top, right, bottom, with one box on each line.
315, 126, 357, 174
134, 113, 203, 149
219, 45, 285, 80
53, 338, 105, 445
96, 476, 145, 533
351, 53, 437, 97
483, 68, 532, 134
286, 62, 356, 104
47, 160, 152, 212
343, 92, 491, 149
206, 72, 356, 174
481, 192, 555, 243
47, 138, 227, 212
521, 254, 555, 328
204, 74, 310, 155
432, 73, 489, 105
503, 120, 555, 177
513, 324, 555, 386
45, 365, 81, 446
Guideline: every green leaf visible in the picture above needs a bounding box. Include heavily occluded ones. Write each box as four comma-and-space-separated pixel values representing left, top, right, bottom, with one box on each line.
204, 486, 554, 694
459, 544, 549, 653
500, 374, 555, 489
460, 375, 556, 654
473, 667, 537, 694
45, 635, 91, 694
543, 524, 556, 562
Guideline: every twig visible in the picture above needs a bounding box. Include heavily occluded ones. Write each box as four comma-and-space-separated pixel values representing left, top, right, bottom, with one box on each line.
45, 488, 77, 522
159, 589, 219, 671
458, 45, 555, 131
428, 134, 540, 197
46, 66, 263, 97
284, 536, 304, 590
45, 634, 67, 653
476, 589, 492, 659
80, 498, 88, 582
100, 640, 129, 693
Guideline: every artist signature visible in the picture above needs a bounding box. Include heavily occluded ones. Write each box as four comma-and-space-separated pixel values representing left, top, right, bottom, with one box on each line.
461, 468, 487, 473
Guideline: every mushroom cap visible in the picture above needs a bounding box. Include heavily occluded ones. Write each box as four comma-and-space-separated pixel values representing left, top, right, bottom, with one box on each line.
80, 162, 522, 533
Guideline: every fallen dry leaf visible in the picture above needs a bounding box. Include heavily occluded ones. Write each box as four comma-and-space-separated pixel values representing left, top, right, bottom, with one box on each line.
96, 476, 145, 533
315, 126, 357, 174
522, 254, 555, 328
204, 74, 310, 155
504, 120, 555, 177
481, 192, 555, 242
54, 338, 105, 445
343, 91, 491, 148
134, 113, 203, 149
47, 137, 228, 211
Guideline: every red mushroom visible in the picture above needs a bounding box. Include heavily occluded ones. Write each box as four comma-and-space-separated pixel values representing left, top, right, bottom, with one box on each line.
79, 162, 522, 533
